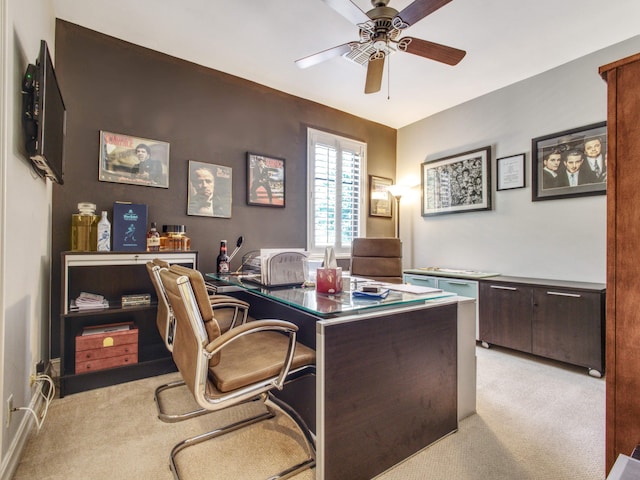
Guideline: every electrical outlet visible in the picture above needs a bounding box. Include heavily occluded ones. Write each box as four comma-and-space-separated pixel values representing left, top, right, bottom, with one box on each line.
6, 394, 13, 428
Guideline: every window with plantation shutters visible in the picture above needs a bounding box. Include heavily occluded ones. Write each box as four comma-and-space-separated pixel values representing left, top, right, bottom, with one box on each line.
307, 128, 366, 256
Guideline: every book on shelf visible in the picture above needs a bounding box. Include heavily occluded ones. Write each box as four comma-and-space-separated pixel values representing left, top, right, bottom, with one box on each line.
70, 291, 109, 311
81, 322, 132, 336
70, 299, 109, 311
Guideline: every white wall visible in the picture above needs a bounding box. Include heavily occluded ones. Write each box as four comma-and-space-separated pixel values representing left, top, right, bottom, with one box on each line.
0, 0, 54, 475
397, 36, 640, 284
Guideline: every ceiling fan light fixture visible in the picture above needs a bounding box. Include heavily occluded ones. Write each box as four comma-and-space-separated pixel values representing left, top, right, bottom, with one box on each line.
344, 42, 392, 66
299, 0, 466, 91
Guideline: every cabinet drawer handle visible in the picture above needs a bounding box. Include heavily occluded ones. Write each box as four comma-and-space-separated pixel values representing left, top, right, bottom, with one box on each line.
445, 281, 469, 286
490, 285, 517, 291
546, 291, 581, 298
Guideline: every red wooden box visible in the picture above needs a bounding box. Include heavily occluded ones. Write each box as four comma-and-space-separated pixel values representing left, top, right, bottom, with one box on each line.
75, 322, 138, 374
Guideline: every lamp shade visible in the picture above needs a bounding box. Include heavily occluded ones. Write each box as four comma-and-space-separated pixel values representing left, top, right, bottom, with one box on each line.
387, 184, 409, 198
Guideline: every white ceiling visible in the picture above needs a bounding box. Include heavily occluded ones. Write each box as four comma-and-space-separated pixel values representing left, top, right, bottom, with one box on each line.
52, 0, 640, 129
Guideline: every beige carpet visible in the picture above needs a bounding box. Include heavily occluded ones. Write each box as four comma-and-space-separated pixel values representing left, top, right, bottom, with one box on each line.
13, 345, 605, 480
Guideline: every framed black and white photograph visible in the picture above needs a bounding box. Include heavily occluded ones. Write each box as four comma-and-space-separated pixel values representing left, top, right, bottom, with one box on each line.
369, 175, 392, 217
421, 146, 492, 217
247, 153, 285, 207
497, 153, 526, 191
532, 121, 607, 202
99, 131, 169, 188
187, 160, 232, 218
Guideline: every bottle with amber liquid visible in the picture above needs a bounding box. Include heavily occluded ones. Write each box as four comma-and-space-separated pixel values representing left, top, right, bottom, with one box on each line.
216, 240, 230, 274
71, 202, 98, 251
146, 222, 160, 252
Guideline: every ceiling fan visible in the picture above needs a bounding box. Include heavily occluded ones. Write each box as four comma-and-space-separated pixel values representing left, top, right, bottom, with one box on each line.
295, 0, 466, 94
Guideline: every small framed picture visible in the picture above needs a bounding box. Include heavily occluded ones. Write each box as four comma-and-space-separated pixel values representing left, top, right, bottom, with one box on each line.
532, 122, 607, 201
369, 175, 392, 217
497, 153, 526, 191
247, 153, 285, 207
99, 131, 169, 188
187, 160, 232, 218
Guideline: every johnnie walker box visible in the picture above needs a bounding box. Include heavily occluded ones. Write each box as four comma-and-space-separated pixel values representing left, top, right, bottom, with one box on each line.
113, 202, 147, 251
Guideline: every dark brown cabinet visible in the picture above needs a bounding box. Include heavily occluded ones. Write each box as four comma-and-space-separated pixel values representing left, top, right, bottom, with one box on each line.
479, 282, 532, 353
479, 276, 605, 376
600, 52, 640, 471
531, 287, 603, 369
59, 251, 197, 397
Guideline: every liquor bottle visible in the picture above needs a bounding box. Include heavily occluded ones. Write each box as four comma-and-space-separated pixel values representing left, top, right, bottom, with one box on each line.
146, 222, 160, 252
96, 211, 111, 251
216, 240, 230, 274
71, 202, 98, 252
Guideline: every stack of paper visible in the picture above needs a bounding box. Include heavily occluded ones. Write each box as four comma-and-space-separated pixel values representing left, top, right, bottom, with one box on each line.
70, 292, 109, 311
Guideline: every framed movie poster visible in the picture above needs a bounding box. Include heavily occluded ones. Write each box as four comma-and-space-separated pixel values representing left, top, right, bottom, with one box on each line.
247, 152, 285, 207
187, 160, 232, 218
421, 146, 492, 216
99, 131, 169, 188
532, 121, 607, 201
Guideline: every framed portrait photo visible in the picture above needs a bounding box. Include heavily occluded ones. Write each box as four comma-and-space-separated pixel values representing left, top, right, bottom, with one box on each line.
369, 175, 392, 217
421, 146, 492, 217
532, 121, 607, 202
187, 160, 232, 218
99, 131, 169, 188
247, 152, 285, 207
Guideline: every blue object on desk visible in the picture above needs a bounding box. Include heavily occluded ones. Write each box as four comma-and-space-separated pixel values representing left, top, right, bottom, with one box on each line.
352, 288, 390, 299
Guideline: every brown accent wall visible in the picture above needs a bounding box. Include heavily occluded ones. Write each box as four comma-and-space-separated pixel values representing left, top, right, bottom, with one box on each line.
50, 20, 396, 357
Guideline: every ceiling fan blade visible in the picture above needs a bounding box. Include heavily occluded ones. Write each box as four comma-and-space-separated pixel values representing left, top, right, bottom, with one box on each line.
295, 43, 356, 69
322, 0, 370, 25
394, 0, 453, 27
364, 55, 385, 94
399, 37, 466, 65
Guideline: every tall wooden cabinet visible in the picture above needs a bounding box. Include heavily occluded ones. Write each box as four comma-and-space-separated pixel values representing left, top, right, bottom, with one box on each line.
600, 52, 640, 472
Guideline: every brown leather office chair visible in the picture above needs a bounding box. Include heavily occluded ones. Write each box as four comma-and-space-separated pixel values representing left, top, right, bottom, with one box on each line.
146, 259, 252, 422
160, 265, 316, 480
350, 237, 403, 283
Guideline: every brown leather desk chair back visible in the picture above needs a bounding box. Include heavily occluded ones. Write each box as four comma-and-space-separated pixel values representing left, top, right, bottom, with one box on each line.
350, 237, 403, 283
160, 264, 316, 479
145, 259, 251, 423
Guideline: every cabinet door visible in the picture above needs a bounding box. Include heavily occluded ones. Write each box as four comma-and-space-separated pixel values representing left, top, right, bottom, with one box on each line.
532, 287, 604, 372
403, 274, 438, 289
479, 282, 532, 352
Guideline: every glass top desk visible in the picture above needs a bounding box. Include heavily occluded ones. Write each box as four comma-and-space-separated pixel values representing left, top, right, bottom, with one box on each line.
205, 272, 473, 480
205, 273, 457, 318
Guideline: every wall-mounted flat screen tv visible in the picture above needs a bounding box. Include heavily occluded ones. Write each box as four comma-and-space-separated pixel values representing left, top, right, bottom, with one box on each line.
22, 40, 66, 185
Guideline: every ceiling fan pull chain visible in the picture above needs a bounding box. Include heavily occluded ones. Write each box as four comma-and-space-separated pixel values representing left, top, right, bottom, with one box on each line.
387, 53, 391, 100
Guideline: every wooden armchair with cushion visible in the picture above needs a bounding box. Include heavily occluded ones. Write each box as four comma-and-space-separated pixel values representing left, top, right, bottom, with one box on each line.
159, 264, 316, 480
146, 259, 252, 422
350, 237, 403, 283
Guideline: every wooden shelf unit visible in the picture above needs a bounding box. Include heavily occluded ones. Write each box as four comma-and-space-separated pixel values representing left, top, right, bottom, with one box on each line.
59, 251, 197, 396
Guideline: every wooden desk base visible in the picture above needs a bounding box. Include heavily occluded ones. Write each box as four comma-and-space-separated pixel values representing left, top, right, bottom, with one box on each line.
230, 290, 459, 480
